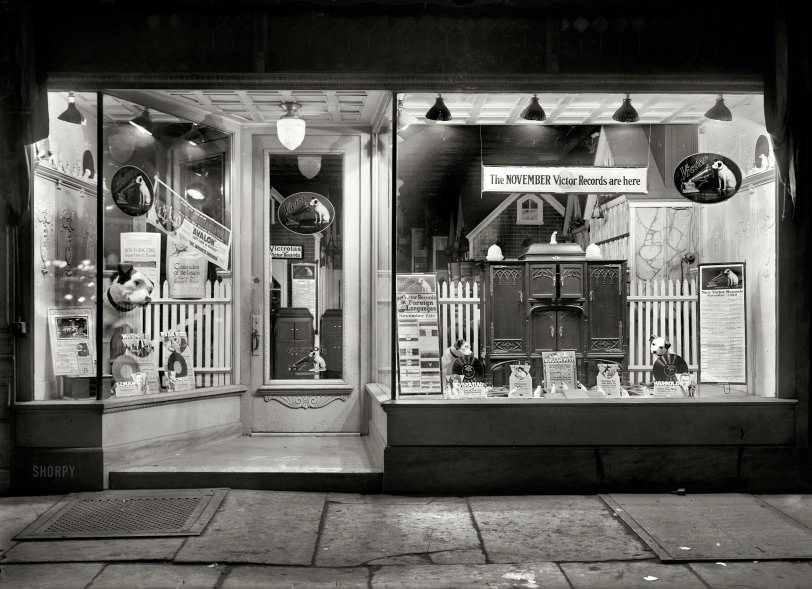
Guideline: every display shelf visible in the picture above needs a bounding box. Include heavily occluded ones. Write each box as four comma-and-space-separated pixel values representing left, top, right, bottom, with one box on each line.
34, 163, 99, 197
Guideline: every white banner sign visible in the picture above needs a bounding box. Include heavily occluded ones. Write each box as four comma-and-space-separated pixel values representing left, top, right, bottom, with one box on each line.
482, 166, 648, 194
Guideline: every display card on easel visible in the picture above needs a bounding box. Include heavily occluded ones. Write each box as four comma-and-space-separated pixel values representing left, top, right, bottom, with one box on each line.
119, 333, 160, 394
161, 330, 195, 391
396, 273, 442, 396
542, 351, 577, 391
597, 363, 622, 397
120, 232, 162, 285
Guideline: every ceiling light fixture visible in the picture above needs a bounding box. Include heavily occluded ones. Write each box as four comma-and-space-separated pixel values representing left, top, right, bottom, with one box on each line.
297, 155, 322, 180
425, 94, 451, 122
704, 94, 733, 121
612, 94, 639, 123
129, 109, 154, 136
520, 94, 546, 122
185, 183, 207, 201
277, 101, 306, 151
58, 92, 85, 125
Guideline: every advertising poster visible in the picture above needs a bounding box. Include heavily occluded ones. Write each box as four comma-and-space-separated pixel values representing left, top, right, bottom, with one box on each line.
699, 263, 747, 383
291, 262, 318, 331
118, 334, 160, 394
47, 308, 95, 377
147, 179, 231, 269
542, 351, 577, 391
120, 232, 162, 285
161, 330, 196, 392
396, 274, 441, 396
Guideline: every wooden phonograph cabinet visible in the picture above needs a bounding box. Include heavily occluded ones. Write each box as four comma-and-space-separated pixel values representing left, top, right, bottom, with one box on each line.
483, 244, 627, 386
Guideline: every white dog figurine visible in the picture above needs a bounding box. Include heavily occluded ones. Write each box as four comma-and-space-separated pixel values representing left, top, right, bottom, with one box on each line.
309, 198, 331, 224
711, 159, 737, 192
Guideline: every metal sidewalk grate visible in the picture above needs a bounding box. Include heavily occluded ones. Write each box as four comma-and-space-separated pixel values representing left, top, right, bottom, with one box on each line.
14, 488, 228, 540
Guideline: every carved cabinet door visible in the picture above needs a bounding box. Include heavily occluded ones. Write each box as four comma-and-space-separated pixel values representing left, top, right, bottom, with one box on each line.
587, 263, 625, 354
559, 263, 585, 298
530, 310, 557, 352
529, 264, 557, 298
557, 309, 582, 351
489, 265, 526, 355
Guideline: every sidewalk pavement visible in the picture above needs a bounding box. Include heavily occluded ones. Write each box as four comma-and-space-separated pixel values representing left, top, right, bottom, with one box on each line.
2, 491, 812, 588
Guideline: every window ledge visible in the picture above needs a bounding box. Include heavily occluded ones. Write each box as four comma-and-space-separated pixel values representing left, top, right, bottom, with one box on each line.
384, 397, 797, 407
102, 385, 247, 413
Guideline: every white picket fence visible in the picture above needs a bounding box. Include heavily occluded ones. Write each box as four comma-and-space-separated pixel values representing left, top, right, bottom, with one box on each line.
437, 280, 481, 356
627, 278, 698, 384
141, 277, 233, 388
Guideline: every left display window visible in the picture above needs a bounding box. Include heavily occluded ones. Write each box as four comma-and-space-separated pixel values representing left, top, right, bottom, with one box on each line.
30, 92, 233, 401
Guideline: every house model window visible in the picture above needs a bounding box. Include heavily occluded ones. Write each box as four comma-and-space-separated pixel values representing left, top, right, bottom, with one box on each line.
516, 194, 544, 225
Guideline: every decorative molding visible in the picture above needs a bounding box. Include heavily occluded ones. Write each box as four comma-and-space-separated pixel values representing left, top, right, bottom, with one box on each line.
589, 266, 619, 285
263, 393, 348, 409
591, 338, 622, 352
493, 339, 523, 353
34, 164, 97, 196
532, 268, 555, 282
561, 268, 582, 282
493, 267, 521, 286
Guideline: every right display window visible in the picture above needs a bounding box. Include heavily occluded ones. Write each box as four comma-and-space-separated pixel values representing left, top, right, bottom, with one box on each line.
394, 92, 776, 400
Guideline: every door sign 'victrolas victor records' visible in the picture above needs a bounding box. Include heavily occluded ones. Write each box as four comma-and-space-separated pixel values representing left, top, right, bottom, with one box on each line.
673, 153, 742, 203
278, 192, 335, 235
111, 165, 155, 216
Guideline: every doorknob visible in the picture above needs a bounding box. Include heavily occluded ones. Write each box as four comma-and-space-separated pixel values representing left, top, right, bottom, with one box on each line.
559, 325, 564, 337
550, 325, 554, 338
251, 314, 261, 356
518, 290, 523, 303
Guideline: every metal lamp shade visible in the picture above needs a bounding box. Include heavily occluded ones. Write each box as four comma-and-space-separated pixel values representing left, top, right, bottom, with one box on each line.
704, 95, 733, 121
612, 95, 639, 123
425, 95, 451, 121
129, 109, 154, 135
520, 95, 546, 122
57, 93, 85, 125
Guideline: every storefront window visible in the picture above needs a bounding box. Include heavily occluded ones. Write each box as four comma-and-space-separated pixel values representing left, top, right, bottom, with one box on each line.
28, 91, 233, 401
264, 153, 344, 381
395, 92, 776, 400
101, 95, 232, 396
30, 92, 99, 400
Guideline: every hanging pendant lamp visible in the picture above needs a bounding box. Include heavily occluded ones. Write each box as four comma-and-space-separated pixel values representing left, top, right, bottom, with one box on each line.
520, 95, 546, 122
129, 109, 154, 135
425, 94, 451, 121
612, 94, 639, 123
704, 94, 733, 121
277, 101, 306, 150
58, 92, 85, 125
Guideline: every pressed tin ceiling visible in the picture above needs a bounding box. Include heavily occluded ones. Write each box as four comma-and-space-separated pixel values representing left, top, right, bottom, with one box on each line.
77, 91, 765, 127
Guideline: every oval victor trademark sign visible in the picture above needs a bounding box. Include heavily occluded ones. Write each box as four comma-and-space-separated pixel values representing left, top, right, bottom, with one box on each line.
278, 191, 335, 235
673, 153, 742, 204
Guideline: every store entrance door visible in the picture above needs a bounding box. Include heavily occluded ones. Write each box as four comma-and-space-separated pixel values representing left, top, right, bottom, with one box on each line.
250, 133, 366, 433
